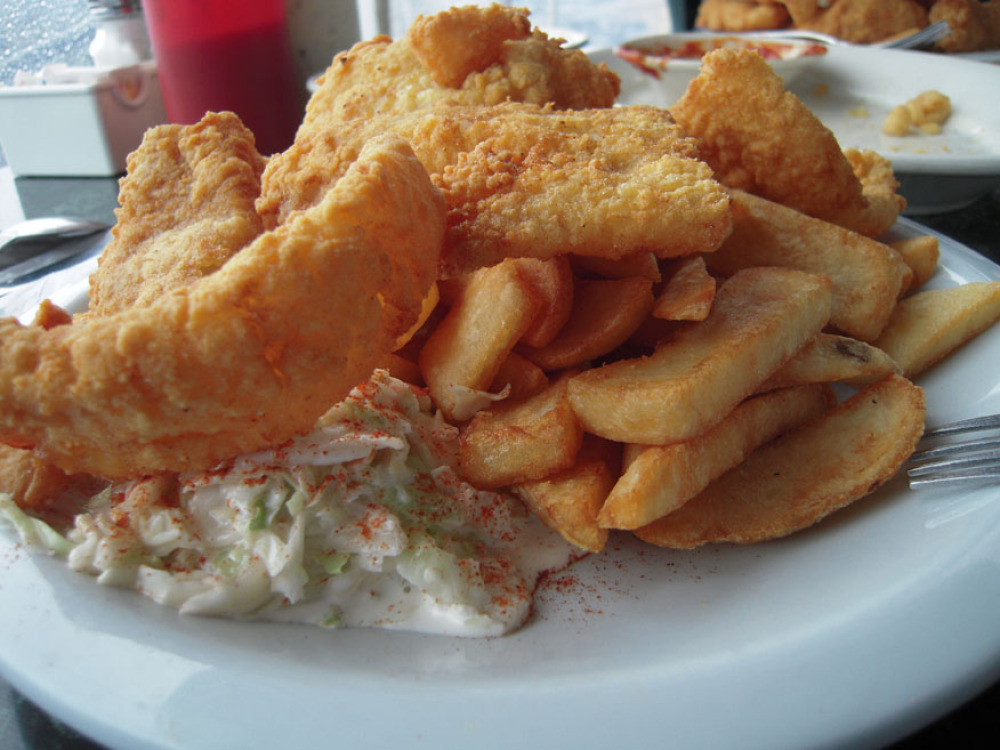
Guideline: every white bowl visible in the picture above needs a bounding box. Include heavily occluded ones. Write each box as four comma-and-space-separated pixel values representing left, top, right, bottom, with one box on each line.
615, 32, 827, 104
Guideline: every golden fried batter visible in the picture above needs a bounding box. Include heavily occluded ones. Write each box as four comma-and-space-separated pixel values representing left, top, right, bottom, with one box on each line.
305, 4, 619, 127
670, 48, 902, 237
696, 0, 792, 31
931, 0, 1000, 52
0, 135, 445, 479
259, 103, 732, 277
88, 112, 267, 317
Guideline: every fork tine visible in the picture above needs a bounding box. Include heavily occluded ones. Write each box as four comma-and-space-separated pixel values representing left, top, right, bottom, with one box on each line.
922, 413, 1000, 438
911, 436, 1000, 462
908, 452, 1000, 478
909, 466, 1000, 489
908, 413, 1000, 489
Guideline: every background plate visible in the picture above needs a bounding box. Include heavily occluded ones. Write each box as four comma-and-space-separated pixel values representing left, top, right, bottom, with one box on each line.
1, 220, 1000, 750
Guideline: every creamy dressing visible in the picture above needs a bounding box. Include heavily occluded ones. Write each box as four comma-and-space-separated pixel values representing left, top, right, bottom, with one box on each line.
2, 371, 577, 637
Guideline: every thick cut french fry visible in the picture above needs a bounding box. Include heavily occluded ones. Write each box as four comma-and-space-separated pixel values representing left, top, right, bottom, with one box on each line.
652, 255, 716, 321
567, 267, 832, 444
891, 235, 939, 291
873, 281, 1000, 378
458, 377, 583, 488
705, 189, 912, 341
515, 256, 575, 348
419, 259, 541, 420
759, 333, 900, 391
604, 385, 835, 529
513, 436, 620, 553
519, 277, 654, 372
636, 374, 926, 549
599, 384, 835, 530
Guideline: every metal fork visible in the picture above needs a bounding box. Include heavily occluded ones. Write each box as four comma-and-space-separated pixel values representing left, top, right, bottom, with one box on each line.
908, 414, 1000, 489
879, 20, 952, 50
755, 20, 951, 50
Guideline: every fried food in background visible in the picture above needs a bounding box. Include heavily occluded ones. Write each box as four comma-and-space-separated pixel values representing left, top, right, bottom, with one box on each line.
0, 135, 445, 479
259, 102, 732, 277
930, 0, 1000, 52
779, 0, 929, 44
694, 0, 1000, 52
670, 49, 904, 238
88, 113, 266, 317
695, 0, 792, 31
306, 3, 619, 126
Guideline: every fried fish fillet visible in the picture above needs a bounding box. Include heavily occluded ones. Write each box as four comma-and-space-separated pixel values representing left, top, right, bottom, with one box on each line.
670, 48, 903, 237
0, 135, 445, 479
259, 102, 732, 277
306, 3, 618, 132
88, 112, 267, 317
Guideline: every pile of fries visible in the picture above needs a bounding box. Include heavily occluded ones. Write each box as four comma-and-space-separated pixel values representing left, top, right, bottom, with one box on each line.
389, 181, 1000, 555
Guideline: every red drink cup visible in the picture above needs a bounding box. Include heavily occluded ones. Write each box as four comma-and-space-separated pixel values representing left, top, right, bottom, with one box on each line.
142, 0, 303, 154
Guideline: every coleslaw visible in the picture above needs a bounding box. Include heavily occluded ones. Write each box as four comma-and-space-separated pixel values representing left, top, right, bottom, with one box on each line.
1, 370, 577, 637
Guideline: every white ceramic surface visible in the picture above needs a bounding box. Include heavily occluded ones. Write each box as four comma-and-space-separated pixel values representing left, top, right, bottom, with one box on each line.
593, 44, 1000, 214
613, 31, 826, 105
1, 220, 1000, 750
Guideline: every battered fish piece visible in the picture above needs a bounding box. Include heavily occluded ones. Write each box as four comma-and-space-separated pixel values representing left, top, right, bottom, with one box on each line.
0, 135, 445, 479
88, 112, 267, 317
670, 48, 902, 237
259, 103, 732, 276
695, 0, 792, 31
306, 4, 619, 127
780, 0, 929, 44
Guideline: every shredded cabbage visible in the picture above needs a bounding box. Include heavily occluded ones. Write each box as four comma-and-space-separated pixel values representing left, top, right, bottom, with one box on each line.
24, 371, 574, 637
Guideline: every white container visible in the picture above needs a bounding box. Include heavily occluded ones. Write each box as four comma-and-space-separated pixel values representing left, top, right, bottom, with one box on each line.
0, 62, 166, 177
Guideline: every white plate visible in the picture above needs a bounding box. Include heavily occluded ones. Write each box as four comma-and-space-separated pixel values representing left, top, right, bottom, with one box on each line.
593, 45, 1000, 214
2, 220, 1000, 750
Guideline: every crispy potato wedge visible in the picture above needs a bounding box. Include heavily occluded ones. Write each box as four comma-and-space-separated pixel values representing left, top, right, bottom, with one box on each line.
891, 235, 939, 291
515, 256, 575, 348
567, 267, 832, 444
519, 277, 654, 372
571, 252, 662, 282
489, 352, 549, 400
513, 435, 620, 553
419, 259, 541, 420
760, 333, 900, 391
600, 384, 835, 530
458, 376, 583, 488
652, 255, 716, 322
705, 190, 913, 341
636, 374, 926, 549
874, 281, 1000, 378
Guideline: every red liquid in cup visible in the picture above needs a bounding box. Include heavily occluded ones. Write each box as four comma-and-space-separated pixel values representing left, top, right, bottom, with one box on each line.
143, 0, 302, 154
